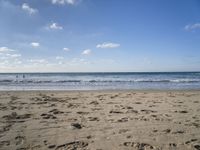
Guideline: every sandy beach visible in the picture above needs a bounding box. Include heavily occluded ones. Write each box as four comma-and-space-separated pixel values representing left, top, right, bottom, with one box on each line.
0, 90, 200, 150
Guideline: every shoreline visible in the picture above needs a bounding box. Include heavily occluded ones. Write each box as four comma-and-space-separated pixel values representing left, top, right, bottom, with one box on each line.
0, 89, 200, 93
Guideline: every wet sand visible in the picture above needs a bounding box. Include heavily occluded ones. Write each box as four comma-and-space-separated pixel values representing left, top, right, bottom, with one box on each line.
0, 90, 200, 150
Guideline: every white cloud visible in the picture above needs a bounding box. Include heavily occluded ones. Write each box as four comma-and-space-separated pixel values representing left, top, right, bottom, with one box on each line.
0, 47, 22, 68
69, 58, 90, 65
82, 49, 91, 55
29, 59, 48, 64
63, 47, 70, 51
96, 42, 120, 48
185, 23, 200, 31
0, 47, 15, 52
30, 42, 40, 47
56, 56, 64, 65
51, 0, 77, 5
56, 56, 64, 60
22, 3, 38, 15
5, 54, 21, 58
0, 53, 21, 60
49, 22, 63, 30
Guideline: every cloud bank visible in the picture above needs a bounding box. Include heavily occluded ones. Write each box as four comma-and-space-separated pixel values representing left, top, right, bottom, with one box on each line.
0, 47, 15, 52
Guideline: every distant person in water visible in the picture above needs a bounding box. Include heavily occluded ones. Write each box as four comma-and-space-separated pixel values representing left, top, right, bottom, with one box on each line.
23, 74, 25, 79
16, 74, 19, 82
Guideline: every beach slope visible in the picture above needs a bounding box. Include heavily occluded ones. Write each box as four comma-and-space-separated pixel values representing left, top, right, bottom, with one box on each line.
0, 90, 200, 150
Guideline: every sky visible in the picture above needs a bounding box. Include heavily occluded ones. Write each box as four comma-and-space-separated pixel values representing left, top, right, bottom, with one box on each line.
0, 0, 200, 72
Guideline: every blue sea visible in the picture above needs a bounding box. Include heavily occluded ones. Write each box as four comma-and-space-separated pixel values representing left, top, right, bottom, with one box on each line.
0, 72, 200, 90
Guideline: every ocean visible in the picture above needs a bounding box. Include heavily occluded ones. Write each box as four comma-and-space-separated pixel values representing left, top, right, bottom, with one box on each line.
0, 72, 200, 90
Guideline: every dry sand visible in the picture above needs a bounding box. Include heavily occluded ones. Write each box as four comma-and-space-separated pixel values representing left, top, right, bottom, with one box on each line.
0, 90, 200, 150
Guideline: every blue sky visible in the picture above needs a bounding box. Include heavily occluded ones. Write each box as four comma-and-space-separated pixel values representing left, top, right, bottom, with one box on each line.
0, 0, 200, 72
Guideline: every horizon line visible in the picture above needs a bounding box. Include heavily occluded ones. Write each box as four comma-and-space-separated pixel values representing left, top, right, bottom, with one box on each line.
0, 71, 200, 74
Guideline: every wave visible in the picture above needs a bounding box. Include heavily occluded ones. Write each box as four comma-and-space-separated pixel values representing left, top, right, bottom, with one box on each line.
134, 79, 200, 83
170, 79, 200, 83
89, 79, 200, 83
0, 79, 13, 83
0, 79, 200, 84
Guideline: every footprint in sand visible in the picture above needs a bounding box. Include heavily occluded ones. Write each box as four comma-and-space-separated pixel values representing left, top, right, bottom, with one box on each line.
123, 142, 154, 149
55, 141, 88, 150
149, 105, 157, 107
0, 140, 10, 148
41, 113, 57, 119
172, 130, 185, 134
3, 112, 32, 120
185, 138, 198, 144
178, 110, 188, 113
15, 136, 25, 145
126, 109, 138, 113
109, 110, 124, 114
135, 102, 142, 104
0, 104, 7, 111
163, 129, 171, 133
152, 129, 158, 133
71, 123, 82, 129
110, 94, 118, 99
169, 143, 177, 148
141, 109, 157, 114
88, 117, 99, 121
194, 145, 200, 150
48, 144, 56, 149
10, 96, 19, 101
77, 111, 90, 115
117, 117, 129, 122
118, 129, 129, 134
0, 124, 12, 134
49, 109, 64, 115
126, 135, 132, 139
67, 103, 80, 108
90, 101, 99, 105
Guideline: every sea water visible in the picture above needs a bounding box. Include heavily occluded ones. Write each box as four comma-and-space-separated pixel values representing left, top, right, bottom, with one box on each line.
0, 72, 200, 90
